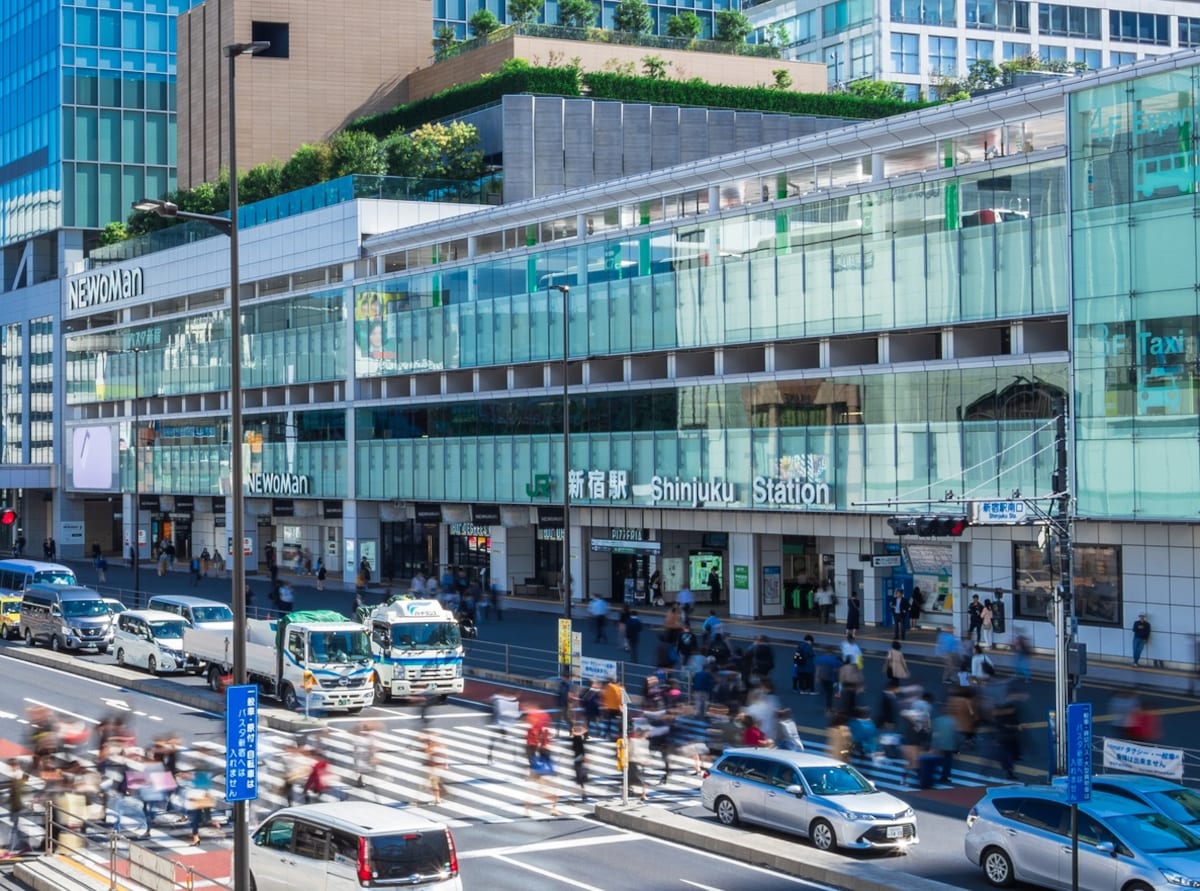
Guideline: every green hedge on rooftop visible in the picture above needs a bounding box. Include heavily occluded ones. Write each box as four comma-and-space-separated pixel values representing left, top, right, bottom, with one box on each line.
347, 64, 930, 137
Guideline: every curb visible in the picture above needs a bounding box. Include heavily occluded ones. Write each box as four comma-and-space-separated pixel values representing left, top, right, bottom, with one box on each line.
592, 804, 963, 891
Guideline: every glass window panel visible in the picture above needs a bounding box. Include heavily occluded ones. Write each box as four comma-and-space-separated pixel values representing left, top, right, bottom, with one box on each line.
98, 108, 120, 161
145, 112, 167, 164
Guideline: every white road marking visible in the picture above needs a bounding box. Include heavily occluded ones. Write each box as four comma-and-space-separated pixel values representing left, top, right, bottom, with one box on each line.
24, 698, 99, 724
492, 853, 610, 890
325, 710, 482, 724
681, 881, 725, 891
101, 698, 131, 711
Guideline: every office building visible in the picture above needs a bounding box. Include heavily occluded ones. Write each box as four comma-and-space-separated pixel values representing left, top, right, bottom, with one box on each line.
746, 0, 1198, 99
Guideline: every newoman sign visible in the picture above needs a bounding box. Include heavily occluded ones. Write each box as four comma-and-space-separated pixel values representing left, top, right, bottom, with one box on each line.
246, 472, 311, 496
69, 267, 144, 310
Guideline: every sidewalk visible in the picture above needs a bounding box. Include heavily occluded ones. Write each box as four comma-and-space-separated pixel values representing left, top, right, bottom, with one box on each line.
59, 556, 1185, 694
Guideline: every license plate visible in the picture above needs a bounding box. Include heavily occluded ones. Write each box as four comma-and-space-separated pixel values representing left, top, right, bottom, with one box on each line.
886, 826, 905, 839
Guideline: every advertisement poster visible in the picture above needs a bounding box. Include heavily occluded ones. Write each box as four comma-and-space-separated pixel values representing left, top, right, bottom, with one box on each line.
690, 554, 723, 590
762, 566, 781, 604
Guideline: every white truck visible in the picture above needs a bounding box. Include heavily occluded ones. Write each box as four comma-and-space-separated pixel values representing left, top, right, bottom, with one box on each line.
366, 599, 464, 702
184, 609, 374, 713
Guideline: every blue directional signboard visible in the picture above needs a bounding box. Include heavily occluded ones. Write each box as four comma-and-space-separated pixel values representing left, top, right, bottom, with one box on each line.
225, 684, 259, 802
1066, 702, 1093, 803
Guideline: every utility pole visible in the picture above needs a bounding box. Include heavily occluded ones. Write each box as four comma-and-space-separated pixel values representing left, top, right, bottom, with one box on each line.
1051, 397, 1074, 776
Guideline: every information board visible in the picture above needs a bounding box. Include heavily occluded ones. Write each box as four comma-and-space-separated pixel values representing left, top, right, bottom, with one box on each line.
224, 684, 259, 802
1066, 702, 1093, 803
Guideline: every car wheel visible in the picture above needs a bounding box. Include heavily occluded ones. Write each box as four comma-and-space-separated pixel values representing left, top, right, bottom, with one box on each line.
147, 655, 157, 675
981, 847, 1015, 887
374, 678, 391, 704
116, 648, 125, 666
810, 818, 836, 852
281, 683, 299, 711
207, 665, 225, 692
1122, 884, 1153, 891
714, 796, 739, 826
49, 635, 63, 653
23, 628, 33, 647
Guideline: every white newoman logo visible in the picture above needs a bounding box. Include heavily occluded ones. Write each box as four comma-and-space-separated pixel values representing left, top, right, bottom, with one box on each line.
246, 472, 311, 495
69, 267, 143, 310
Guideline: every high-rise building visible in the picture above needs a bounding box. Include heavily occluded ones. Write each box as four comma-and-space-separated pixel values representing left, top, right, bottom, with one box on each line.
0, 0, 204, 540
744, 0, 1194, 99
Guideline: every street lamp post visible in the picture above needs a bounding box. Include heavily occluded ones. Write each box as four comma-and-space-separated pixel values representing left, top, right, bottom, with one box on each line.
133, 38, 268, 891
132, 348, 141, 597
548, 285, 571, 621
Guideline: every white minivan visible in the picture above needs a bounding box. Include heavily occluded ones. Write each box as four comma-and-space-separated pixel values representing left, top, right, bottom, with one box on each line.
145, 595, 234, 632
250, 802, 462, 891
113, 609, 191, 674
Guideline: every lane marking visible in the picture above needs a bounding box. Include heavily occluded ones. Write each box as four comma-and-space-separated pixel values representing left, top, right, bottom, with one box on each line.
492, 853, 610, 890
24, 698, 99, 725
459, 832, 634, 860
681, 882, 724, 891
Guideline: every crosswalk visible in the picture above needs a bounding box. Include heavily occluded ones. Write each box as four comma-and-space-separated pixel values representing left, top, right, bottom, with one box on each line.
1, 715, 1011, 858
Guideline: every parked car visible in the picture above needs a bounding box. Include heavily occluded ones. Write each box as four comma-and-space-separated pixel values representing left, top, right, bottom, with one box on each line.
1089, 775, 1200, 830
700, 747, 917, 852
966, 784, 1200, 888
251, 802, 461, 890
113, 610, 191, 674
102, 598, 127, 617
0, 594, 20, 639
145, 595, 234, 631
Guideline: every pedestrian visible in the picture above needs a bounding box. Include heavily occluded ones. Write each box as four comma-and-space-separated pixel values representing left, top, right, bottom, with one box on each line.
792, 635, 815, 692
423, 731, 447, 805
1013, 633, 1032, 681
775, 708, 804, 751
190, 556, 202, 586
826, 713, 852, 762
212, 548, 224, 576
677, 584, 695, 625
883, 640, 910, 682
5, 758, 28, 853
846, 587, 861, 634
910, 585, 924, 627
837, 655, 864, 718
891, 589, 908, 640
1132, 612, 1153, 666
490, 583, 504, 621
968, 594, 984, 643
617, 602, 631, 651
625, 610, 643, 662
970, 643, 996, 682
588, 594, 609, 644
95, 553, 108, 584
692, 658, 715, 719
840, 630, 863, 669
936, 628, 960, 685
706, 565, 722, 604
523, 708, 558, 816
183, 769, 215, 846
601, 676, 625, 739
579, 679, 601, 736
316, 558, 326, 591
981, 599, 995, 648
740, 713, 771, 747
200, 547, 211, 577
621, 727, 651, 801
815, 581, 834, 624
570, 724, 589, 801
13, 535, 23, 558
748, 634, 775, 682
278, 582, 295, 612
931, 707, 959, 784
303, 757, 344, 803
815, 649, 841, 712
701, 609, 722, 646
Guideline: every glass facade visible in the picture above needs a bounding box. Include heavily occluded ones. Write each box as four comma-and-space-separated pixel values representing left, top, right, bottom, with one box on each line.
0, 0, 201, 246
1071, 63, 1200, 519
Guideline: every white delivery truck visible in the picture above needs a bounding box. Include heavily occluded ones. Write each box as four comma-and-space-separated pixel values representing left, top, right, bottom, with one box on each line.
366, 599, 464, 703
185, 609, 375, 713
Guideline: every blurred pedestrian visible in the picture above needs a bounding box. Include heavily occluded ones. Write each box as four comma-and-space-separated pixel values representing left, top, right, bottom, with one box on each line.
793, 635, 816, 693
1132, 613, 1155, 667
423, 730, 447, 805
523, 708, 558, 816
1013, 633, 1033, 681
95, 553, 108, 584
626, 610, 643, 662
981, 599, 995, 649
588, 595, 609, 644
316, 559, 326, 591
570, 724, 589, 801
883, 640, 910, 683
815, 582, 834, 624
5, 758, 28, 853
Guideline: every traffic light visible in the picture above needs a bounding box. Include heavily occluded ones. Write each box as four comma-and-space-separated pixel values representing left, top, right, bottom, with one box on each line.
0, 508, 16, 527
888, 514, 968, 537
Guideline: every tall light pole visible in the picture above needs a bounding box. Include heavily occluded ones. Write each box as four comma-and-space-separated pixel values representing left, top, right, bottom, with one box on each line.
134, 38, 268, 891
549, 284, 571, 620
131, 348, 141, 597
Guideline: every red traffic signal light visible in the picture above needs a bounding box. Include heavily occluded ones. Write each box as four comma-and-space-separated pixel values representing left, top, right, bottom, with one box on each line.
889, 514, 968, 537
0, 509, 15, 526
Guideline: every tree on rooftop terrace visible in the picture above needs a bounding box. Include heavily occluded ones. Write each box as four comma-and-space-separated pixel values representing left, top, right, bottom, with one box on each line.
714, 9, 752, 44
469, 8, 501, 37
331, 130, 387, 177
613, 0, 653, 34
666, 11, 702, 40
383, 122, 485, 181
508, 0, 543, 26
434, 25, 460, 59
281, 142, 333, 193
558, 0, 598, 28
845, 79, 906, 101
240, 161, 285, 205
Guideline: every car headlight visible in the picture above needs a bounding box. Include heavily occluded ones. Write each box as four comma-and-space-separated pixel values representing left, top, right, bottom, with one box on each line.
839, 810, 871, 821
61, 626, 75, 636
902, 807, 915, 819
1162, 870, 1200, 888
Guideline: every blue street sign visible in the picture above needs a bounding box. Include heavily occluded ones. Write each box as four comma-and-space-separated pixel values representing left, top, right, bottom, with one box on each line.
225, 684, 259, 802
1066, 702, 1093, 804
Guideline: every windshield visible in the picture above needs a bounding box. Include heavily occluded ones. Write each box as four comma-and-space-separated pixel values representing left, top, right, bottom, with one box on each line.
370, 831, 453, 882
389, 621, 461, 649
148, 620, 187, 640
309, 630, 371, 662
800, 764, 875, 796
33, 570, 76, 586
0, 599, 19, 615
1152, 789, 1200, 825
191, 606, 233, 624
104, 601, 126, 615
62, 599, 110, 618
1110, 812, 1200, 854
